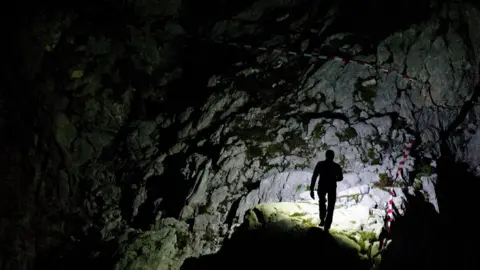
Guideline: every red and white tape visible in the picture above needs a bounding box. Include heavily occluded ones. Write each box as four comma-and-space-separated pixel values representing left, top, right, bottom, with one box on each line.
382, 135, 416, 248
224, 41, 428, 85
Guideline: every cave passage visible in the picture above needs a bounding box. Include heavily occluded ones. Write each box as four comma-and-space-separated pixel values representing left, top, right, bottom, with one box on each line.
2, 1, 480, 270
186, 157, 480, 270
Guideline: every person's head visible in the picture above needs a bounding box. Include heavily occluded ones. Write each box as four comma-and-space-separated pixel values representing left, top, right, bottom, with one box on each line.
325, 150, 335, 161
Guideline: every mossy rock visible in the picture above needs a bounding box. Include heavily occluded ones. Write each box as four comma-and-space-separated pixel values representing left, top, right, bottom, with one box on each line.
417, 163, 433, 177
356, 81, 376, 107
413, 179, 423, 190
367, 148, 380, 165
237, 126, 273, 142
54, 112, 77, 149
373, 173, 389, 189
311, 123, 326, 139
332, 233, 361, 253
265, 143, 286, 157
244, 209, 261, 229
283, 131, 308, 150
336, 127, 358, 142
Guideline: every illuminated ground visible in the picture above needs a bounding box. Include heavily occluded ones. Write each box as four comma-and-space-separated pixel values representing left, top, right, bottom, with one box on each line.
243, 202, 382, 259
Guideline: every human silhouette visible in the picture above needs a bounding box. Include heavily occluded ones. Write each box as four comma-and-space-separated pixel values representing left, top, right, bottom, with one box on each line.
310, 150, 343, 232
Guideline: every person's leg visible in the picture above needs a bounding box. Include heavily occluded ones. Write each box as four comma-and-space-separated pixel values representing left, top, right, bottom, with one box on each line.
325, 189, 337, 231
318, 190, 327, 226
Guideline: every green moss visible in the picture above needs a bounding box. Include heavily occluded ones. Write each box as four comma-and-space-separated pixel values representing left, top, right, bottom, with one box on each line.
358, 240, 367, 253
356, 82, 376, 107
367, 148, 375, 160
265, 143, 285, 157
311, 123, 326, 139
245, 209, 260, 228
176, 231, 189, 249
397, 181, 408, 188
339, 231, 377, 255
379, 173, 388, 183
305, 185, 311, 190
333, 233, 362, 253
417, 163, 433, 177
202, 229, 216, 242
336, 127, 358, 142
359, 231, 377, 242
367, 148, 381, 165
301, 217, 317, 227
237, 126, 272, 142
414, 180, 423, 190
286, 135, 308, 150
278, 130, 308, 153
296, 184, 302, 191
373, 173, 389, 189
290, 212, 306, 217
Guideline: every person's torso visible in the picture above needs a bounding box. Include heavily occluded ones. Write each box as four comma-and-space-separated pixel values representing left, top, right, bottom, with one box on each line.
317, 160, 339, 189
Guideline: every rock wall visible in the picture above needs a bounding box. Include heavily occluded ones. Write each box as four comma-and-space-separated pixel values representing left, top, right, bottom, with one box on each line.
1, 0, 479, 269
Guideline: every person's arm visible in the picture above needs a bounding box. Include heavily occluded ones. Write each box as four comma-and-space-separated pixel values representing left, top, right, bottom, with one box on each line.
336, 164, 344, 182
310, 163, 320, 195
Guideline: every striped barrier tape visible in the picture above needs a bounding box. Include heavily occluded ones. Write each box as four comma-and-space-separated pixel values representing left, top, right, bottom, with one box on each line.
219, 40, 429, 86
216, 40, 433, 105
216, 40, 434, 129
381, 135, 416, 248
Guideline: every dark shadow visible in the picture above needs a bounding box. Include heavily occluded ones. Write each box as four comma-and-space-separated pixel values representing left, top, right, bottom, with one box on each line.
378, 190, 444, 270
378, 150, 480, 270
433, 150, 480, 270
132, 153, 192, 230
181, 222, 370, 270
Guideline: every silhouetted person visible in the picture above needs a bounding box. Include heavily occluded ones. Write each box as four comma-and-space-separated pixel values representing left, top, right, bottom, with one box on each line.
310, 150, 343, 232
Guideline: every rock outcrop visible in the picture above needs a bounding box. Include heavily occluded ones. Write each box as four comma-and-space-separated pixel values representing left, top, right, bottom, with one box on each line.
1, 1, 480, 270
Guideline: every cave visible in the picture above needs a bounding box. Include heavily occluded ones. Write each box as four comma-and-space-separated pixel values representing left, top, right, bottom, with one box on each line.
1, 0, 480, 270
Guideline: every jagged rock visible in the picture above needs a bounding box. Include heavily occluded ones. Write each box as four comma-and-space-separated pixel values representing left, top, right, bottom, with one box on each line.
352, 122, 377, 138
421, 175, 439, 212
466, 129, 480, 167
210, 186, 229, 209
72, 137, 94, 166
127, 121, 157, 150
54, 112, 77, 150
335, 63, 373, 110
85, 131, 114, 151
374, 72, 398, 112
5, 1, 480, 270
406, 19, 439, 83
114, 218, 192, 270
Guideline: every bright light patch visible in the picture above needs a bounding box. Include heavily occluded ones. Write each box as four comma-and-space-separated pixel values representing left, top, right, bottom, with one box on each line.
249, 201, 381, 236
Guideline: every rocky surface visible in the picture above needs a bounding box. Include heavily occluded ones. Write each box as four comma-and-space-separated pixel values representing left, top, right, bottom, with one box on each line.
1, 0, 480, 270
181, 203, 375, 270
